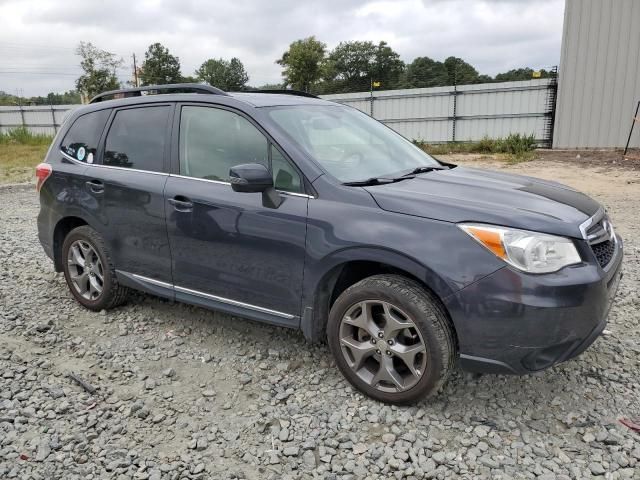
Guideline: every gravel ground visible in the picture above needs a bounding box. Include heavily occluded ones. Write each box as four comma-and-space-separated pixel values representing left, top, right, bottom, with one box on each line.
1, 157, 639, 480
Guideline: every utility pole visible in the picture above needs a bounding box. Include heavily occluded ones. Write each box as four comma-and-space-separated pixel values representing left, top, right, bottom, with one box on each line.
132, 53, 139, 87
370, 78, 374, 116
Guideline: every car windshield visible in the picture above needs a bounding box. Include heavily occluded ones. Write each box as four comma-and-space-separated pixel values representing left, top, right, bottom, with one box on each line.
265, 105, 440, 183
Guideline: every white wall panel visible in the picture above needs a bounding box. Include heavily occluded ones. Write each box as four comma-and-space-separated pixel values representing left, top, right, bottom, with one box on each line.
323, 79, 553, 143
554, 0, 640, 148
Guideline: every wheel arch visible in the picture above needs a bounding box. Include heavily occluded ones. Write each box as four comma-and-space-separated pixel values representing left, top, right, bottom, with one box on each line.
52, 216, 90, 271
301, 247, 457, 343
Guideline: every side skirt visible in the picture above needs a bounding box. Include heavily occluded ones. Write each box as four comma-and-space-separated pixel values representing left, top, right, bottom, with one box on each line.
116, 270, 300, 329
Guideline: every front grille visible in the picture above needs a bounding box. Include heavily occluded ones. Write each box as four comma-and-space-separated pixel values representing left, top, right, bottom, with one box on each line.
591, 239, 615, 268
584, 213, 617, 268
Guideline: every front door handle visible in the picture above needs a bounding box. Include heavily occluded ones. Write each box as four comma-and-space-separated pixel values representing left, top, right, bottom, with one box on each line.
168, 196, 193, 212
85, 180, 104, 194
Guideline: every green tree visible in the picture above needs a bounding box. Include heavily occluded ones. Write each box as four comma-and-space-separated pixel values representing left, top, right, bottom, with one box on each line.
371, 41, 404, 89
43, 90, 81, 104
402, 56, 448, 88
277, 36, 327, 92
140, 43, 182, 85
256, 83, 283, 90
443, 56, 480, 85
324, 40, 404, 93
494, 68, 552, 82
75, 41, 123, 99
195, 57, 249, 91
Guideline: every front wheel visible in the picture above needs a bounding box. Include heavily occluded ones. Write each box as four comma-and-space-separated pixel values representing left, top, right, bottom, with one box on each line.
327, 274, 456, 404
61, 226, 128, 311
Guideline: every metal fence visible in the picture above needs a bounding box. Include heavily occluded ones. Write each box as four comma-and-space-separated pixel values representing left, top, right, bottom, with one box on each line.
0, 105, 76, 136
321, 78, 557, 146
1, 77, 558, 145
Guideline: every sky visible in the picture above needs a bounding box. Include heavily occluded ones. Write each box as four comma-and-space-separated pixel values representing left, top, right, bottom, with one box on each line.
0, 0, 565, 97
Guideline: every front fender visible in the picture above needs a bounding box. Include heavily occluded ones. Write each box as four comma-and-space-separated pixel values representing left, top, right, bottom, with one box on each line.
300, 188, 506, 341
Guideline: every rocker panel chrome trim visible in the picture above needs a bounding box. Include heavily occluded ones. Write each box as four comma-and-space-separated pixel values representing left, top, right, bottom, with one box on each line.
127, 272, 295, 319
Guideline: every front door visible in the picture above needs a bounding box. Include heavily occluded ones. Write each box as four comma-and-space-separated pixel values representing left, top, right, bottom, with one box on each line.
164, 104, 309, 324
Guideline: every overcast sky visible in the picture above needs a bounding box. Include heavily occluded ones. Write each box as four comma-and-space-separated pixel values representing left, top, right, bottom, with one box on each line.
0, 0, 565, 97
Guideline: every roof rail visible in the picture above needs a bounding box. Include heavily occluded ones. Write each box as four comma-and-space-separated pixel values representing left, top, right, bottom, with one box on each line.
247, 89, 320, 99
89, 83, 228, 104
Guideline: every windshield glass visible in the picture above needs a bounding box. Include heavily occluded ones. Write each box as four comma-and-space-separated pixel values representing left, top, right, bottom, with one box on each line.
265, 105, 440, 183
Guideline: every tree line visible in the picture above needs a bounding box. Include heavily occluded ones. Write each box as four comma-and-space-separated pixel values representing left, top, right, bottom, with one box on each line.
1, 39, 554, 105
277, 36, 554, 93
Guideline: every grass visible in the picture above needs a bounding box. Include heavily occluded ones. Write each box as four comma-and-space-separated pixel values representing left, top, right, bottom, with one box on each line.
416, 133, 538, 163
0, 127, 53, 184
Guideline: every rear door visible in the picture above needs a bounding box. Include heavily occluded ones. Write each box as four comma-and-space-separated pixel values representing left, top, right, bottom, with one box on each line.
164, 104, 309, 323
87, 104, 173, 284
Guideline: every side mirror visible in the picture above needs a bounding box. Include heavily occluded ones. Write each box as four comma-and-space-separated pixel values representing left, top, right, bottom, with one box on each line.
230, 163, 273, 193
229, 163, 282, 209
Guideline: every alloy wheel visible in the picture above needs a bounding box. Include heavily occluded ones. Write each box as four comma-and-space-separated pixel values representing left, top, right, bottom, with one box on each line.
338, 300, 427, 393
67, 240, 104, 301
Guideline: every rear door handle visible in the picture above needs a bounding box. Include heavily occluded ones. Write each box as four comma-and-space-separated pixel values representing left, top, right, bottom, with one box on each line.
168, 196, 193, 212
85, 180, 104, 194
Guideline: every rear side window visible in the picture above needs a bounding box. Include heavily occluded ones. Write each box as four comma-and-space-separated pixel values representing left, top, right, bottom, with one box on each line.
60, 109, 110, 163
179, 106, 268, 181
103, 106, 170, 172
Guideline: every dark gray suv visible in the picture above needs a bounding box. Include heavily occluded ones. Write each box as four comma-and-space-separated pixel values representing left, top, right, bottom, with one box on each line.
36, 84, 623, 404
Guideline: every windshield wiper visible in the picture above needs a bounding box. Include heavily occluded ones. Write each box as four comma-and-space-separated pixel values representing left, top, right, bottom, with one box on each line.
343, 165, 450, 186
342, 176, 415, 187
400, 165, 449, 177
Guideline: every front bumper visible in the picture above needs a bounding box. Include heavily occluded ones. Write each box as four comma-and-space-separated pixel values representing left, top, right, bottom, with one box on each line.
445, 236, 623, 374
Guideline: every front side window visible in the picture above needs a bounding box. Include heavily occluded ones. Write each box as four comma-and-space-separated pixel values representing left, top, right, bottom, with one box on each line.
266, 105, 440, 183
103, 106, 170, 172
60, 109, 110, 163
180, 106, 268, 182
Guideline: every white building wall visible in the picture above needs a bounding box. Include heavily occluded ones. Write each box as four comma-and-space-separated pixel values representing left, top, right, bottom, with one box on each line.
553, 0, 640, 148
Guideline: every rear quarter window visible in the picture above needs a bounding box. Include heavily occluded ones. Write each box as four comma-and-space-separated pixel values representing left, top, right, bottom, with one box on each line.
60, 109, 110, 163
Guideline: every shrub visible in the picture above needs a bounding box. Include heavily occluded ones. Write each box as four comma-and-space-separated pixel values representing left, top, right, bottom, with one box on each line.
415, 133, 537, 161
497, 133, 536, 155
471, 136, 498, 154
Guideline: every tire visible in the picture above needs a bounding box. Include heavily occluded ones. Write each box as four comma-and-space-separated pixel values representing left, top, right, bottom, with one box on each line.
61, 225, 128, 311
327, 274, 456, 404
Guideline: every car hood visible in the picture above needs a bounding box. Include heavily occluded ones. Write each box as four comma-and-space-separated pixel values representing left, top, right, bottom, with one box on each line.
364, 166, 600, 238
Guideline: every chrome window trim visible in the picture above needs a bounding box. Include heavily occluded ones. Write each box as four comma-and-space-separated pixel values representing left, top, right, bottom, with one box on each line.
60, 150, 168, 176
169, 174, 230, 186
281, 191, 314, 199
169, 174, 314, 198
126, 272, 295, 319
61, 152, 312, 196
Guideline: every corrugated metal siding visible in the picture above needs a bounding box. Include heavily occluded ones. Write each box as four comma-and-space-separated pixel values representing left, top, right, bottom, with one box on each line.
554, 0, 640, 148
322, 79, 552, 143
0, 105, 77, 135
5, 80, 552, 144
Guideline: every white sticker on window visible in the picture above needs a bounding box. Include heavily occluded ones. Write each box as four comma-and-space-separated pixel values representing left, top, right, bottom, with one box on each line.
77, 146, 86, 161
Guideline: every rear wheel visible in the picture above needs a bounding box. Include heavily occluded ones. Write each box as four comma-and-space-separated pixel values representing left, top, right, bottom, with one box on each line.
327, 274, 455, 404
62, 226, 127, 310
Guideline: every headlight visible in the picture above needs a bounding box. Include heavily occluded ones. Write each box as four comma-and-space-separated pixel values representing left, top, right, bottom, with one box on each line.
459, 224, 581, 273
